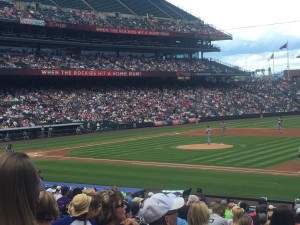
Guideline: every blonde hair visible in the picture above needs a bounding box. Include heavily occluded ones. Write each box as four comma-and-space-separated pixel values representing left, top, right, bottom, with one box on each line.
231, 206, 245, 225
89, 188, 124, 225
188, 201, 210, 225
36, 191, 59, 222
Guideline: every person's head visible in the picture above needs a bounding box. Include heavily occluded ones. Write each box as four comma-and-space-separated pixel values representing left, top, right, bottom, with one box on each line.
238, 201, 249, 213
231, 206, 245, 223
68, 193, 92, 219
0, 152, 39, 225
72, 187, 83, 197
89, 188, 126, 225
237, 216, 253, 225
196, 188, 203, 195
187, 201, 210, 225
258, 197, 267, 205
270, 205, 294, 225
36, 191, 59, 224
256, 204, 267, 214
212, 203, 225, 217
186, 195, 199, 206
139, 193, 184, 225
61, 186, 70, 196
130, 202, 141, 217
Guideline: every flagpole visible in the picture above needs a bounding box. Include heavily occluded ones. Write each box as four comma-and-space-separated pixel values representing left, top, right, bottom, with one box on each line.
287, 42, 290, 79
272, 53, 275, 76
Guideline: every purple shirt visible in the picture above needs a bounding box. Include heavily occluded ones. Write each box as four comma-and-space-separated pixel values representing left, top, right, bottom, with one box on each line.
57, 196, 72, 216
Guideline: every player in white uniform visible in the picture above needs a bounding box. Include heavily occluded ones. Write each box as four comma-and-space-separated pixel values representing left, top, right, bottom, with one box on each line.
206, 126, 212, 145
277, 116, 283, 132
220, 121, 226, 136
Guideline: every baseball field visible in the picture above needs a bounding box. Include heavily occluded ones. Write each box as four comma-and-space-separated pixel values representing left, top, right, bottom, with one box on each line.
8, 115, 300, 201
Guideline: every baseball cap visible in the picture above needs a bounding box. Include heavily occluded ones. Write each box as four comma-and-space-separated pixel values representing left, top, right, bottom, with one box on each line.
187, 195, 199, 203
139, 193, 184, 224
132, 197, 144, 203
46, 188, 56, 193
268, 205, 276, 210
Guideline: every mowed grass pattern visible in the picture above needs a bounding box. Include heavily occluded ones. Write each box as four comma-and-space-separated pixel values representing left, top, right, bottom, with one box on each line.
14, 115, 300, 200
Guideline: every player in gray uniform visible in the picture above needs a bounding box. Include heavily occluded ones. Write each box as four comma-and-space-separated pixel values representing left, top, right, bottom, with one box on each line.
277, 116, 283, 132
220, 121, 226, 136
206, 126, 212, 145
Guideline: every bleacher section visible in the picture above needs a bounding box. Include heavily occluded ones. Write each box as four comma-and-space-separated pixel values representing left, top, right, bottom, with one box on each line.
0, 0, 13, 7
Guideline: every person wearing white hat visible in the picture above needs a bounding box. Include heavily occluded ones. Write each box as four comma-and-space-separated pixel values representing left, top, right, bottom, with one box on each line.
139, 193, 184, 225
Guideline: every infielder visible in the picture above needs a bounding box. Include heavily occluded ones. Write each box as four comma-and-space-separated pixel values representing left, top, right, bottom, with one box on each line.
206, 126, 212, 145
220, 120, 226, 136
277, 116, 283, 132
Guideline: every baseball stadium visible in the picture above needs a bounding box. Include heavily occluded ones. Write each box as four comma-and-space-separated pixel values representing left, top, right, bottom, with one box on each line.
1, 0, 300, 224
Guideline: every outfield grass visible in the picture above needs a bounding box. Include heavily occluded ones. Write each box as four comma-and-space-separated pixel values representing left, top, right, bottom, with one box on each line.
13, 115, 300, 201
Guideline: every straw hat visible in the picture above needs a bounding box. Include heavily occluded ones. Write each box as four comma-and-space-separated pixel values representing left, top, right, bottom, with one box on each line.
68, 194, 92, 217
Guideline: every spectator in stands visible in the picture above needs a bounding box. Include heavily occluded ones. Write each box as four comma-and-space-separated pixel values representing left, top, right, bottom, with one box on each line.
0, 152, 39, 225
237, 216, 253, 225
125, 192, 133, 203
57, 186, 72, 217
269, 205, 294, 225
230, 206, 245, 225
186, 195, 199, 206
71, 187, 83, 198
36, 191, 59, 225
130, 201, 147, 225
196, 188, 207, 204
177, 192, 193, 221
209, 202, 227, 225
238, 202, 251, 216
187, 201, 210, 225
251, 204, 267, 225
225, 202, 237, 219
89, 188, 138, 225
139, 193, 184, 225
53, 193, 95, 225
295, 207, 300, 225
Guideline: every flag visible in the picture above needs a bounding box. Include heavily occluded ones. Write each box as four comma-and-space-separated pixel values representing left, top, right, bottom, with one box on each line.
268, 53, 274, 62
279, 42, 288, 50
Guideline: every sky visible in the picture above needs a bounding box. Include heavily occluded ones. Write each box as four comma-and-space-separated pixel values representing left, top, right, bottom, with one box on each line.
167, 0, 300, 74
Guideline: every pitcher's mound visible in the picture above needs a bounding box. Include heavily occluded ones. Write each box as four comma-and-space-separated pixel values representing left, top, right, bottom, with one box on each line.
177, 143, 233, 150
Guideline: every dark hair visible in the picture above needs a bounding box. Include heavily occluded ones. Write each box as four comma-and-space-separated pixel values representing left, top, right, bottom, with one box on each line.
270, 205, 294, 225
239, 202, 249, 212
0, 152, 39, 225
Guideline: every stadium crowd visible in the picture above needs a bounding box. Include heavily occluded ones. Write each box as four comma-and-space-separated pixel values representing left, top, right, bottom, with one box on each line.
0, 51, 240, 74
1, 152, 300, 225
0, 78, 299, 129
0, 2, 225, 36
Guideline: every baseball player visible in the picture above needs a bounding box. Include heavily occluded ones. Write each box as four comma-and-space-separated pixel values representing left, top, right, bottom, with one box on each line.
206, 126, 212, 145
277, 116, 283, 132
220, 121, 226, 136
5, 143, 14, 152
